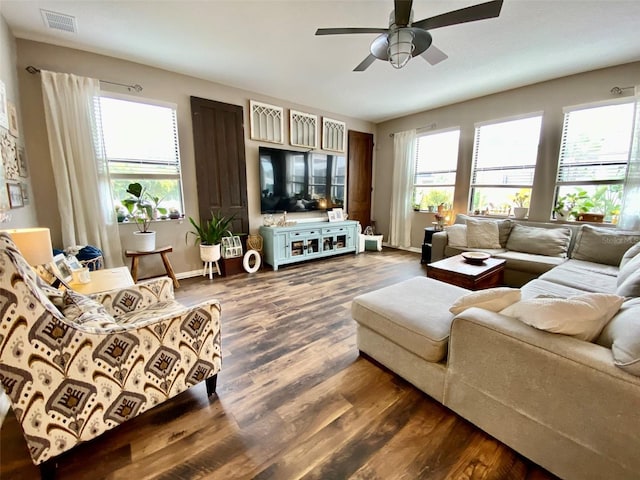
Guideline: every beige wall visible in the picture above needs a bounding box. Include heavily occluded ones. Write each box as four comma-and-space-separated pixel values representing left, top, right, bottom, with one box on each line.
15, 39, 375, 277
0, 16, 38, 229
376, 61, 640, 250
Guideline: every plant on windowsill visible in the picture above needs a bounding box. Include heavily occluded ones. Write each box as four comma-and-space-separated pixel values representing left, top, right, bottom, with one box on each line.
553, 191, 593, 221
121, 182, 157, 252
511, 190, 530, 219
186, 210, 235, 263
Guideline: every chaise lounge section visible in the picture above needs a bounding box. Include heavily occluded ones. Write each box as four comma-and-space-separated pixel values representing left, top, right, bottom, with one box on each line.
352, 222, 640, 480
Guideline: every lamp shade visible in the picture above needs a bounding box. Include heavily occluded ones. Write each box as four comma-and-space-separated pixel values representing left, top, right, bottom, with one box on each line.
6, 228, 54, 266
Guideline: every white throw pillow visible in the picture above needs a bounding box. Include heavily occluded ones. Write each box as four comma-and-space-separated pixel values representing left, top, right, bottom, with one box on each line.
450, 287, 521, 315
466, 218, 501, 249
500, 293, 624, 342
446, 224, 467, 247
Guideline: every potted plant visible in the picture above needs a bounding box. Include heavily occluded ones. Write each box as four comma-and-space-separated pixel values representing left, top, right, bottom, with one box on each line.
553, 190, 593, 221
511, 190, 530, 219
121, 182, 156, 252
186, 210, 235, 262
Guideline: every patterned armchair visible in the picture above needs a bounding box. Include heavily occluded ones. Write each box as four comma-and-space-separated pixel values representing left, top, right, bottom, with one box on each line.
0, 232, 221, 473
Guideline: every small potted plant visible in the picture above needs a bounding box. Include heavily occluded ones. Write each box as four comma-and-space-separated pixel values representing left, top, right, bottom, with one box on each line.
186, 210, 235, 263
511, 190, 530, 219
553, 191, 593, 221
121, 183, 156, 251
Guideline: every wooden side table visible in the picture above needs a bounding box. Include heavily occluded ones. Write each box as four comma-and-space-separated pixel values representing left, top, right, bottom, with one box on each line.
427, 255, 506, 290
69, 267, 134, 294
125, 246, 180, 289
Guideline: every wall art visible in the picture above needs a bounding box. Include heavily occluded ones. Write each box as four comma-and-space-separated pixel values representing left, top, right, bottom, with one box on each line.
7, 102, 18, 138
290, 110, 318, 149
322, 117, 346, 152
1, 132, 18, 180
0, 81, 8, 129
250, 100, 284, 144
7, 182, 23, 208
17, 147, 28, 177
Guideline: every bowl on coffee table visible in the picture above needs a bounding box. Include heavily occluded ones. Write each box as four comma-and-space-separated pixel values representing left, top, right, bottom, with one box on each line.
461, 252, 491, 265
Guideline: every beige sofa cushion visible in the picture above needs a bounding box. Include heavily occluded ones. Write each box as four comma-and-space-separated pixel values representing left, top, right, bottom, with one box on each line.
493, 251, 566, 275
457, 214, 512, 247
446, 224, 467, 247
539, 261, 618, 294
572, 225, 640, 266
617, 269, 640, 297
466, 218, 501, 249
352, 277, 467, 362
618, 249, 640, 286
620, 241, 640, 269
506, 224, 572, 258
500, 293, 624, 341
449, 287, 521, 314
597, 298, 640, 376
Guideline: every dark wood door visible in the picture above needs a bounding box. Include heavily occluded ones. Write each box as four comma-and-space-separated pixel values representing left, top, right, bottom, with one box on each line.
190, 96, 248, 233
347, 130, 374, 229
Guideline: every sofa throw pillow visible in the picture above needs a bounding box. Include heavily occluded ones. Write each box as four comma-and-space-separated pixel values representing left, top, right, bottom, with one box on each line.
572, 225, 640, 266
446, 224, 467, 247
500, 293, 624, 342
596, 298, 640, 377
620, 241, 640, 270
618, 251, 640, 287
449, 287, 521, 315
616, 268, 640, 298
506, 224, 572, 257
457, 214, 512, 247
466, 218, 501, 249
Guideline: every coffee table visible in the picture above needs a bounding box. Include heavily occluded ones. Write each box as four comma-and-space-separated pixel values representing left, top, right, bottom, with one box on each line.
427, 254, 506, 290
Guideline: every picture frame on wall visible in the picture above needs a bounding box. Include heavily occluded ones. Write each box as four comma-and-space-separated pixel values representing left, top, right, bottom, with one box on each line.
17, 147, 28, 177
7, 182, 23, 208
0, 81, 8, 130
20, 182, 29, 205
7, 102, 18, 138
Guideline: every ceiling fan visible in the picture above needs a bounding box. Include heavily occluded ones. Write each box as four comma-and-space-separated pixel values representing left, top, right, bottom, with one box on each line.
315, 0, 504, 71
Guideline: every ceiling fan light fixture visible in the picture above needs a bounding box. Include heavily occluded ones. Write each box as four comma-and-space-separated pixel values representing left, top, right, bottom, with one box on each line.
388, 28, 414, 69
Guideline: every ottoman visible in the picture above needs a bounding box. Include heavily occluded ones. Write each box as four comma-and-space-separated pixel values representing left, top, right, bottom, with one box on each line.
352, 276, 468, 401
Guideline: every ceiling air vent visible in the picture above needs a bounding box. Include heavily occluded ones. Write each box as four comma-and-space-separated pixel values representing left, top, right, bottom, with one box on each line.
40, 9, 77, 33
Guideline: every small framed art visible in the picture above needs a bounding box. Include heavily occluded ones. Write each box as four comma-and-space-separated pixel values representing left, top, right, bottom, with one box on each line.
7, 182, 23, 208
52, 253, 73, 283
7, 102, 18, 138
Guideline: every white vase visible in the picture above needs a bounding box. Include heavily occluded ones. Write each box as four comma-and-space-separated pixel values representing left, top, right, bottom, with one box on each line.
513, 207, 528, 219
131, 231, 156, 252
200, 244, 221, 262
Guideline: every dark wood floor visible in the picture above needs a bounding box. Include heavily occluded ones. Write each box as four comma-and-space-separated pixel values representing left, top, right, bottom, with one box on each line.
1, 249, 557, 480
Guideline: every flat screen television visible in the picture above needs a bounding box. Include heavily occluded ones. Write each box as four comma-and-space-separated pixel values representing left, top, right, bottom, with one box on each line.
259, 146, 346, 214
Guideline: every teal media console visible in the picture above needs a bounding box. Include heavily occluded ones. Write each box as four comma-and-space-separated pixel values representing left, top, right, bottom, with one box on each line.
260, 220, 359, 271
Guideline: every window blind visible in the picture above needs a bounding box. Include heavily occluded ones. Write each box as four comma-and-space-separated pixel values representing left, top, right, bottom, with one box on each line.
413, 129, 460, 186
556, 101, 634, 184
471, 115, 542, 187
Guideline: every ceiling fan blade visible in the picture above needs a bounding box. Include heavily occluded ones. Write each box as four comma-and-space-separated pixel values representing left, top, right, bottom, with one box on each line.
421, 45, 448, 65
394, 0, 413, 26
316, 27, 388, 36
354, 54, 377, 72
413, 0, 503, 31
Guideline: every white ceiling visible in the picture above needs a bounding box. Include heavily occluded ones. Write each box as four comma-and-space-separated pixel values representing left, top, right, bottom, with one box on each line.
2, 1, 640, 123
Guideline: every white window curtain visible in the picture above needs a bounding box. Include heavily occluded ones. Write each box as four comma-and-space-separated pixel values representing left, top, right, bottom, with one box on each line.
41, 71, 124, 267
389, 129, 416, 247
619, 85, 640, 231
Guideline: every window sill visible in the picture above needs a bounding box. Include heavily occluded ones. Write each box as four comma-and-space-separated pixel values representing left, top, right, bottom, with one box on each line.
117, 217, 185, 226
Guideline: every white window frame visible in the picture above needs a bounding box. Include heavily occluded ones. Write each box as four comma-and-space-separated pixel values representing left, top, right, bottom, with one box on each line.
97, 92, 185, 212
413, 127, 460, 209
469, 112, 543, 215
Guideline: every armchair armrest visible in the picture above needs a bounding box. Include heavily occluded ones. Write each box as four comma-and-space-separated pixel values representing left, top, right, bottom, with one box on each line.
431, 231, 448, 262
90, 277, 174, 317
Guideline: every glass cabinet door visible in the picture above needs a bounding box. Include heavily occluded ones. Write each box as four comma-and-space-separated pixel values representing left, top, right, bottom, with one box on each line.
291, 240, 304, 256
323, 236, 334, 252
307, 238, 319, 254
336, 234, 347, 249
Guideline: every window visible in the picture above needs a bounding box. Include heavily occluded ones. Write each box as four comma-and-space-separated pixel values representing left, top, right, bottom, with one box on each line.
413, 128, 460, 210
555, 100, 635, 222
469, 114, 542, 215
97, 94, 184, 214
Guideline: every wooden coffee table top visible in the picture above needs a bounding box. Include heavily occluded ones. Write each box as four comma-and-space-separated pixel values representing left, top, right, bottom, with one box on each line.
427, 255, 506, 290
428, 255, 506, 277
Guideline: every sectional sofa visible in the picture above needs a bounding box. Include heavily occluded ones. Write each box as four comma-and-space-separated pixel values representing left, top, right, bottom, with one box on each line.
352, 218, 640, 480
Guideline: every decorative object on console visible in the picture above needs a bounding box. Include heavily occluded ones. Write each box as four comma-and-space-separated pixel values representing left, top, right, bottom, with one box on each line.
290, 110, 318, 148
250, 100, 284, 144
322, 117, 346, 152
